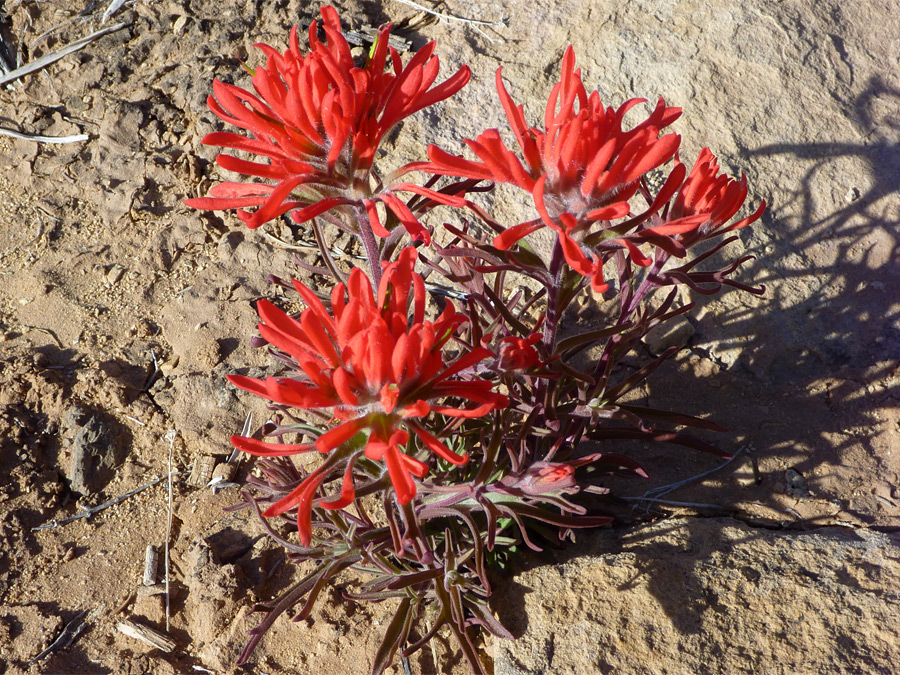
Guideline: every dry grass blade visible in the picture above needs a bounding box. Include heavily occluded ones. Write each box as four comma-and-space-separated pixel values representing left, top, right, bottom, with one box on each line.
393, 0, 505, 27
0, 21, 129, 87
0, 126, 88, 144
27, 610, 88, 666
0, 37, 16, 75
630, 446, 749, 512
163, 430, 177, 632
102, 0, 129, 23
27, 605, 105, 666
225, 411, 253, 464
391, 0, 507, 42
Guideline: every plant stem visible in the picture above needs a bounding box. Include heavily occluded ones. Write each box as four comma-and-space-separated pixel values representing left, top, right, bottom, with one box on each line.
355, 204, 383, 287
542, 234, 566, 349
625, 253, 669, 315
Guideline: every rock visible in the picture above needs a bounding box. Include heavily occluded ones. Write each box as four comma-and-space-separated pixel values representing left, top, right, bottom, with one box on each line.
643, 315, 695, 356
785, 468, 810, 499
492, 518, 900, 675
61, 405, 120, 495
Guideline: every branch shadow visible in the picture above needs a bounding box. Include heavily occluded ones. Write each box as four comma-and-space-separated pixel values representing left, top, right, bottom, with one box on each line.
494, 73, 900, 662
587, 72, 900, 528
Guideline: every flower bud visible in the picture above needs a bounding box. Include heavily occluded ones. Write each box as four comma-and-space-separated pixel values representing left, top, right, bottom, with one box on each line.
511, 461, 577, 495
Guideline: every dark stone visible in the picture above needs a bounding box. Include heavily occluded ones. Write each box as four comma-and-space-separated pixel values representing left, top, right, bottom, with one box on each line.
64, 406, 120, 495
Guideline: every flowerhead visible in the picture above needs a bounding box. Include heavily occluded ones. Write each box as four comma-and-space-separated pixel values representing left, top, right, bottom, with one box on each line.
185, 6, 470, 243
228, 248, 507, 543
419, 46, 686, 291
497, 332, 542, 371
665, 147, 766, 247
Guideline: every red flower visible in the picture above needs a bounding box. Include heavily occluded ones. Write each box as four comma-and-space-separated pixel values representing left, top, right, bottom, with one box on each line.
498, 333, 542, 371
228, 248, 507, 544
417, 45, 685, 291
665, 148, 766, 246
185, 6, 470, 244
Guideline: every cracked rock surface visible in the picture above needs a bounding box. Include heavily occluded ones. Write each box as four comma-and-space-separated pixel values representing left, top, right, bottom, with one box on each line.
493, 517, 900, 675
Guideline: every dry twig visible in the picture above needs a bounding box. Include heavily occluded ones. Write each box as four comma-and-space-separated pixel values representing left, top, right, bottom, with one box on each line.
0, 21, 129, 87
392, 0, 506, 42
0, 126, 88, 143
116, 618, 175, 652
32, 471, 179, 531
164, 429, 177, 632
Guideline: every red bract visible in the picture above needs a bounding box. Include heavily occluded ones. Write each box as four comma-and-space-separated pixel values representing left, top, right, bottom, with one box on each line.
666, 148, 766, 246
184, 6, 470, 243
228, 248, 507, 544
417, 46, 693, 291
498, 333, 542, 371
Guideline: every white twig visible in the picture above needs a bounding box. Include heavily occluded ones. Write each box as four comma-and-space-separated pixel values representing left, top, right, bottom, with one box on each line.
631, 446, 748, 512
392, 0, 506, 41
0, 126, 89, 144
117, 618, 175, 652
164, 429, 177, 632
0, 21, 129, 87
102, 0, 130, 23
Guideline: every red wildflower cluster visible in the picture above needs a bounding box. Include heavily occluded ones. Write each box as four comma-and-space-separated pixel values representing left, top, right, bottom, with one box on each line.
419, 47, 763, 292
229, 248, 507, 544
184, 6, 470, 243
183, 14, 770, 669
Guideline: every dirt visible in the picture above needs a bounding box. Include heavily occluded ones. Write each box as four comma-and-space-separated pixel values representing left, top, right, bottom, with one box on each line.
1, 1, 898, 674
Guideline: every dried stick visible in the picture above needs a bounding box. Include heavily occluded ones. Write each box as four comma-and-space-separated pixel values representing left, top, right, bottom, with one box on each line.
143, 545, 159, 586
392, 0, 506, 42
630, 446, 748, 512
164, 430, 177, 632
117, 618, 175, 652
0, 126, 88, 144
32, 471, 179, 531
0, 21, 129, 87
